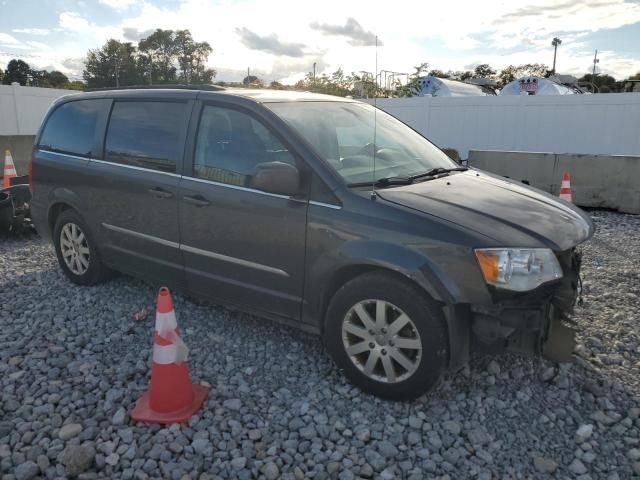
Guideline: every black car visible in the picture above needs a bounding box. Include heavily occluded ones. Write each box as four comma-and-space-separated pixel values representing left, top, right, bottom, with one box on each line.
30, 87, 593, 400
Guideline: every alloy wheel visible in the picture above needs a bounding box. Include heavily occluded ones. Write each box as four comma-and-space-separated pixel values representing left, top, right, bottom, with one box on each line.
60, 223, 90, 275
341, 299, 422, 383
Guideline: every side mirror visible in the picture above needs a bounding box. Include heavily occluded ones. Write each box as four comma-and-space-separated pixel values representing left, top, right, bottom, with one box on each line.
252, 161, 300, 196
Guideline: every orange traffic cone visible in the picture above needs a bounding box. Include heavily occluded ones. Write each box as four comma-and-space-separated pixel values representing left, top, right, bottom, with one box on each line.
3, 150, 17, 189
131, 287, 208, 424
559, 171, 572, 203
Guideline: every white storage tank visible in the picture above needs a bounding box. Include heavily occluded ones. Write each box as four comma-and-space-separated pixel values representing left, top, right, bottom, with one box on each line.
411, 76, 496, 97
499, 76, 578, 95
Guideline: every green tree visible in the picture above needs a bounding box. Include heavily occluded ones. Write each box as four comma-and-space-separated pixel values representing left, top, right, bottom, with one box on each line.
3, 59, 31, 85
48, 71, 70, 88
84, 39, 140, 88
31, 70, 69, 88
395, 62, 430, 97
498, 63, 550, 86
65, 81, 85, 91
474, 64, 496, 78
428, 69, 449, 78
242, 75, 261, 86
138, 29, 178, 84
190, 41, 215, 83
629, 71, 640, 80
578, 73, 618, 92
174, 30, 214, 83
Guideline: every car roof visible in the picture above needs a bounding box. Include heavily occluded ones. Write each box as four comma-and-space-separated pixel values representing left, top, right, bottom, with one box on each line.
217, 88, 356, 103
62, 87, 358, 104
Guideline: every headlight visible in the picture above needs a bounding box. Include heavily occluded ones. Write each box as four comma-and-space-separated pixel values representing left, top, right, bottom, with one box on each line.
474, 248, 563, 292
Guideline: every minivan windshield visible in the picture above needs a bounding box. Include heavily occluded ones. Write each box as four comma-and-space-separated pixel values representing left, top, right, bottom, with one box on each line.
266, 101, 458, 185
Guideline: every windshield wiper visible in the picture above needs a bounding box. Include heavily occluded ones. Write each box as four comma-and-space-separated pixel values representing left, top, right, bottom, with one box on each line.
409, 166, 468, 181
347, 176, 413, 188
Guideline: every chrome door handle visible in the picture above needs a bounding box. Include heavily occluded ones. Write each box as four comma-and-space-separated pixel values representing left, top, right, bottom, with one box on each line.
183, 195, 210, 207
148, 187, 173, 199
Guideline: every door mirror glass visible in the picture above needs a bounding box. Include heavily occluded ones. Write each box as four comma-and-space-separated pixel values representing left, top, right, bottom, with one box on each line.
252, 161, 300, 195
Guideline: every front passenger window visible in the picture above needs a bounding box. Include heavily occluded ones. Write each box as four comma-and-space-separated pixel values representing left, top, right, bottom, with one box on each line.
193, 105, 295, 187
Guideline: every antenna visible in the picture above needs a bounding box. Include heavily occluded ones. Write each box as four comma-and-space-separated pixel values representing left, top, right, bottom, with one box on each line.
371, 35, 378, 201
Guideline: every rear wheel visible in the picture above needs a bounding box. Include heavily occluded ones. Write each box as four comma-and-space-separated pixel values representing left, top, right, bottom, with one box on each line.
325, 272, 448, 400
53, 209, 111, 285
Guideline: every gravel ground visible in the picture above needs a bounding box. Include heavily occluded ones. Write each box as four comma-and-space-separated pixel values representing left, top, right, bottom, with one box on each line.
1, 210, 639, 480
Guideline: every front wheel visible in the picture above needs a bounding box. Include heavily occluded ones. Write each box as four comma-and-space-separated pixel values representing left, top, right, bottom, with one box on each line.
325, 272, 449, 400
53, 209, 112, 285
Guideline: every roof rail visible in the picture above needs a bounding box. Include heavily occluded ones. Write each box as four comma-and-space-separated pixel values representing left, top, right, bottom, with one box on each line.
85, 84, 226, 92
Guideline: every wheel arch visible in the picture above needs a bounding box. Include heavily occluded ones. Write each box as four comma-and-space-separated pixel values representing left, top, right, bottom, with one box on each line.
46, 187, 86, 236
316, 242, 456, 333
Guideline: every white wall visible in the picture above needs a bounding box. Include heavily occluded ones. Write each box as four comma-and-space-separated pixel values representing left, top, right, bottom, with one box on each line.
368, 93, 640, 158
0, 84, 77, 136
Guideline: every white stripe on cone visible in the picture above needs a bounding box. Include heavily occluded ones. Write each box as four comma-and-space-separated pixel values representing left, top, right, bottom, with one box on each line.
153, 307, 189, 364
153, 343, 180, 364
155, 310, 178, 336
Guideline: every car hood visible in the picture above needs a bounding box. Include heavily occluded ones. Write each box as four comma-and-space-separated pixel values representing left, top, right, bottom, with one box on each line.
377, 170, 594, 251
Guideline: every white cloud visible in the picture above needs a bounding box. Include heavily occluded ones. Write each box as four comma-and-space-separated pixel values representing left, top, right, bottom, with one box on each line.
98, 0, 139, 9
0, 33, 21, 45
5, 0, 638, 82
59, 12, 94, 33
12, 28, 50, 36
26, 41, 51, 50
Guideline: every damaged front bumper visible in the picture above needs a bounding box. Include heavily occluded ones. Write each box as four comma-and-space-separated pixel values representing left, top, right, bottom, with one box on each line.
470, 249, 583, 363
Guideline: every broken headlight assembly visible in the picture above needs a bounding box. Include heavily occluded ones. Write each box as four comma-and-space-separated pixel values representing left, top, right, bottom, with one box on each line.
474, 248, 563, 292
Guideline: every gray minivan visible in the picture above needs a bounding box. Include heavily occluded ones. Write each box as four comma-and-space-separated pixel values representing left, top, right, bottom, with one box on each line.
31, 87, 593, 400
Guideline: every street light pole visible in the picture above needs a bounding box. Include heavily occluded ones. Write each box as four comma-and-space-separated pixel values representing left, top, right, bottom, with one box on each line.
592, 50, 600, 93
551, 37, 562, 74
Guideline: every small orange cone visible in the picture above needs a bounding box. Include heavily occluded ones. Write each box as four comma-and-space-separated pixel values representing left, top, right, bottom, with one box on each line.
559, 171, 572, 203
131, 287, 208, 424
3, 150, 17, 189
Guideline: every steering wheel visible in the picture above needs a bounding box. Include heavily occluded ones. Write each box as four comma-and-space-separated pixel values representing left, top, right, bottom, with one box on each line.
357, 142, 376, 156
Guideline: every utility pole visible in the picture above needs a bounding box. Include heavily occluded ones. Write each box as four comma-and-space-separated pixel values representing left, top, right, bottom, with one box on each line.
592, 50, 600, 93
313, 62, 316, 83
551, 37, 562, 74
114, 57, 120, 87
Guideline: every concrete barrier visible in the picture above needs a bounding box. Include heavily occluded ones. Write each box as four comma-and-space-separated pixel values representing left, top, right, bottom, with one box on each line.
469, 150, 640, 214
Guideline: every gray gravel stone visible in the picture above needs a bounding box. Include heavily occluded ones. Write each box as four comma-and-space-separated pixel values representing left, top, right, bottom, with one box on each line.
569, 458, 588, 475
58, 423, 82, 441
487, 360, 500, 375
223, 399, 242, 411
230, 457, 246, 470
262, 462, 279, 480
576, 424, 594, 443
111, 408, 127, 426
1, 212, 639, 479
533, 457, 558, 474
628, 448, 640, 461
14, 461, 39, 480
60, 444, 95, 477
442, 420, 462, 436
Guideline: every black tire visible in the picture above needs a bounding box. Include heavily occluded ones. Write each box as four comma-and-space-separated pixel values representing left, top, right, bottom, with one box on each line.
53, 209, 112, 285
325, 271, 449, 401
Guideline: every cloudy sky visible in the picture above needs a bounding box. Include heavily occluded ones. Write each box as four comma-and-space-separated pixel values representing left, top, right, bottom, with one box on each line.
0, 0, 639, 84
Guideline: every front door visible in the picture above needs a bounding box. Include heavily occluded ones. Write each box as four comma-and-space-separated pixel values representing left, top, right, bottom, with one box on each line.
179, 102, 308, 320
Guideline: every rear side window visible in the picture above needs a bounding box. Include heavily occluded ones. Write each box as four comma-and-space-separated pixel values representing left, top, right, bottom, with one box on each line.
39, 99, 108, 157
104, 101, 188, 173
